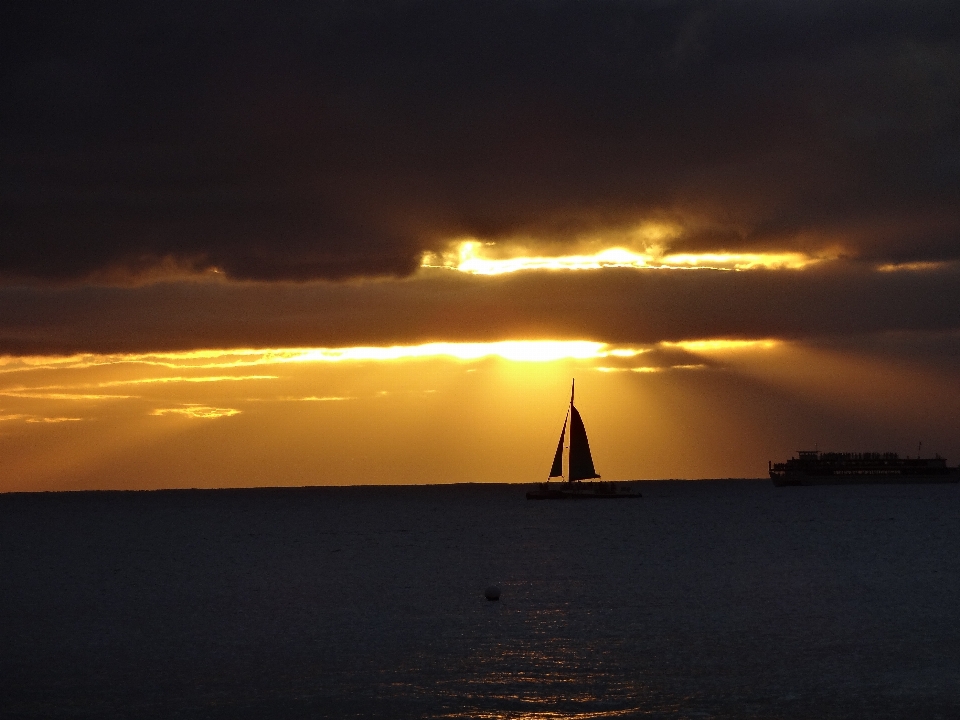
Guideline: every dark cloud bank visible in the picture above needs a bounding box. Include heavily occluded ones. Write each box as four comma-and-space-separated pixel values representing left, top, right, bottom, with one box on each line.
3, 0, 960, 283
1, 265, 959, 355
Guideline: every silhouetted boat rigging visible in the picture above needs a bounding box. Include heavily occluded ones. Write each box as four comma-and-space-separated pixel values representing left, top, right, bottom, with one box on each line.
526, 380, 641, 500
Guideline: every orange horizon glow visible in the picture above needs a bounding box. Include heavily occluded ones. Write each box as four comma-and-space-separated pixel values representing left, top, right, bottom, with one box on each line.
0, 336, 784, 427
0, 336, 786, 484
1, 333, 959, 493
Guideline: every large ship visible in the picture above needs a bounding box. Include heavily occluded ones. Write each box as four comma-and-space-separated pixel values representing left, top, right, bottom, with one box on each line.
769, 450, 960, 486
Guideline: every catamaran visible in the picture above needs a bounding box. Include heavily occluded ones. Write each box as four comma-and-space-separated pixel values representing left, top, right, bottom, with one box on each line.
526, 380, 641, 500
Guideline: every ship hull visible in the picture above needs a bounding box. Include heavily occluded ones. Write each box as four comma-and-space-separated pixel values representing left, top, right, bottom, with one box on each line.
771, 471, 959, 486
526, 481, 642, 500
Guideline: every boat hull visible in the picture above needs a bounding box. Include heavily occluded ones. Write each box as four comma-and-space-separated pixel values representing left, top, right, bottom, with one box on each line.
526, 481, 642, 500
771, 471, 960, 486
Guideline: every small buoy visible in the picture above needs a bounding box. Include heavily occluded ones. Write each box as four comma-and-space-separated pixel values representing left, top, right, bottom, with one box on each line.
484, 585, 501, 601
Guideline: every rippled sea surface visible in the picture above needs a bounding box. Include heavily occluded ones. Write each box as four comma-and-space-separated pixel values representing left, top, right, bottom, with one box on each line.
2, 481, 960, 719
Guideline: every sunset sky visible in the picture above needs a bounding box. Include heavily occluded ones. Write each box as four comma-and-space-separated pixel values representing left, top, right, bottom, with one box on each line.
2, 1, 960, 491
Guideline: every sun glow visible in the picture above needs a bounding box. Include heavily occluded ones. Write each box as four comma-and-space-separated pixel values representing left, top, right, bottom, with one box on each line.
291, 341, 613, 363
0, 334, 825, 492
151, 405, 241, 419
421, 241, 823, 274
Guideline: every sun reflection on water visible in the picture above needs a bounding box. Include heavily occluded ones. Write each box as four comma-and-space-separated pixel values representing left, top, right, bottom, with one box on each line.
382, 587, 659, 720
435, 710, 647, 718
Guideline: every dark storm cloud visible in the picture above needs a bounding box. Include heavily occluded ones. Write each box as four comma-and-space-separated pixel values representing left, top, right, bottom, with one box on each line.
3, 1, 960, 282
1, 265, 959, 355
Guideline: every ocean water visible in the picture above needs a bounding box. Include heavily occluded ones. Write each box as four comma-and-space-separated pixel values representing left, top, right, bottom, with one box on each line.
1, 480, 959, 719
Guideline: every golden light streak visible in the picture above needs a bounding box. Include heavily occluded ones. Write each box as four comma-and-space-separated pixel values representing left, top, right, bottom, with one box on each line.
0, 342, 644, 375
0, 350, 297, 375
0, 413, 83, 423
0, 392, 135, 400
295, 395, 353, 401
0, 341, 616, 368
0, 376, 277, 401
0, 354, 90, 369
661, 339, 780, 352
876, 260, 951, 272
245, 395, 355, 402
291, 341, 607, 363
151, 405, 241, 419
26, 417, 83, 423
0, 413, 30, 421
99, 374, 277, 386
422, 240, 823, 274
662, 252, 815, 270
596, 363, 707, 373
596, 366, 654, 373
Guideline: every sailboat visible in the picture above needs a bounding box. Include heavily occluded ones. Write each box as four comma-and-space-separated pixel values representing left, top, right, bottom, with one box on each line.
526, 380, 641, 500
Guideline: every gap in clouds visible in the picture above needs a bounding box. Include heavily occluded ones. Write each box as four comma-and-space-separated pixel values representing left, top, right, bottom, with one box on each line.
422, 239, 830, 274
1, 262, 959, 356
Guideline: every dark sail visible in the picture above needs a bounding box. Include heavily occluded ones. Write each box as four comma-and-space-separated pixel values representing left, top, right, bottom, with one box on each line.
569, 406, 600, 481
549, 416, 567, 478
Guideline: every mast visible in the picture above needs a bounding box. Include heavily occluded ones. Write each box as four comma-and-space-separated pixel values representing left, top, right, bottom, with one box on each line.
568, 379, 575, 482
549, 378, 599, 482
